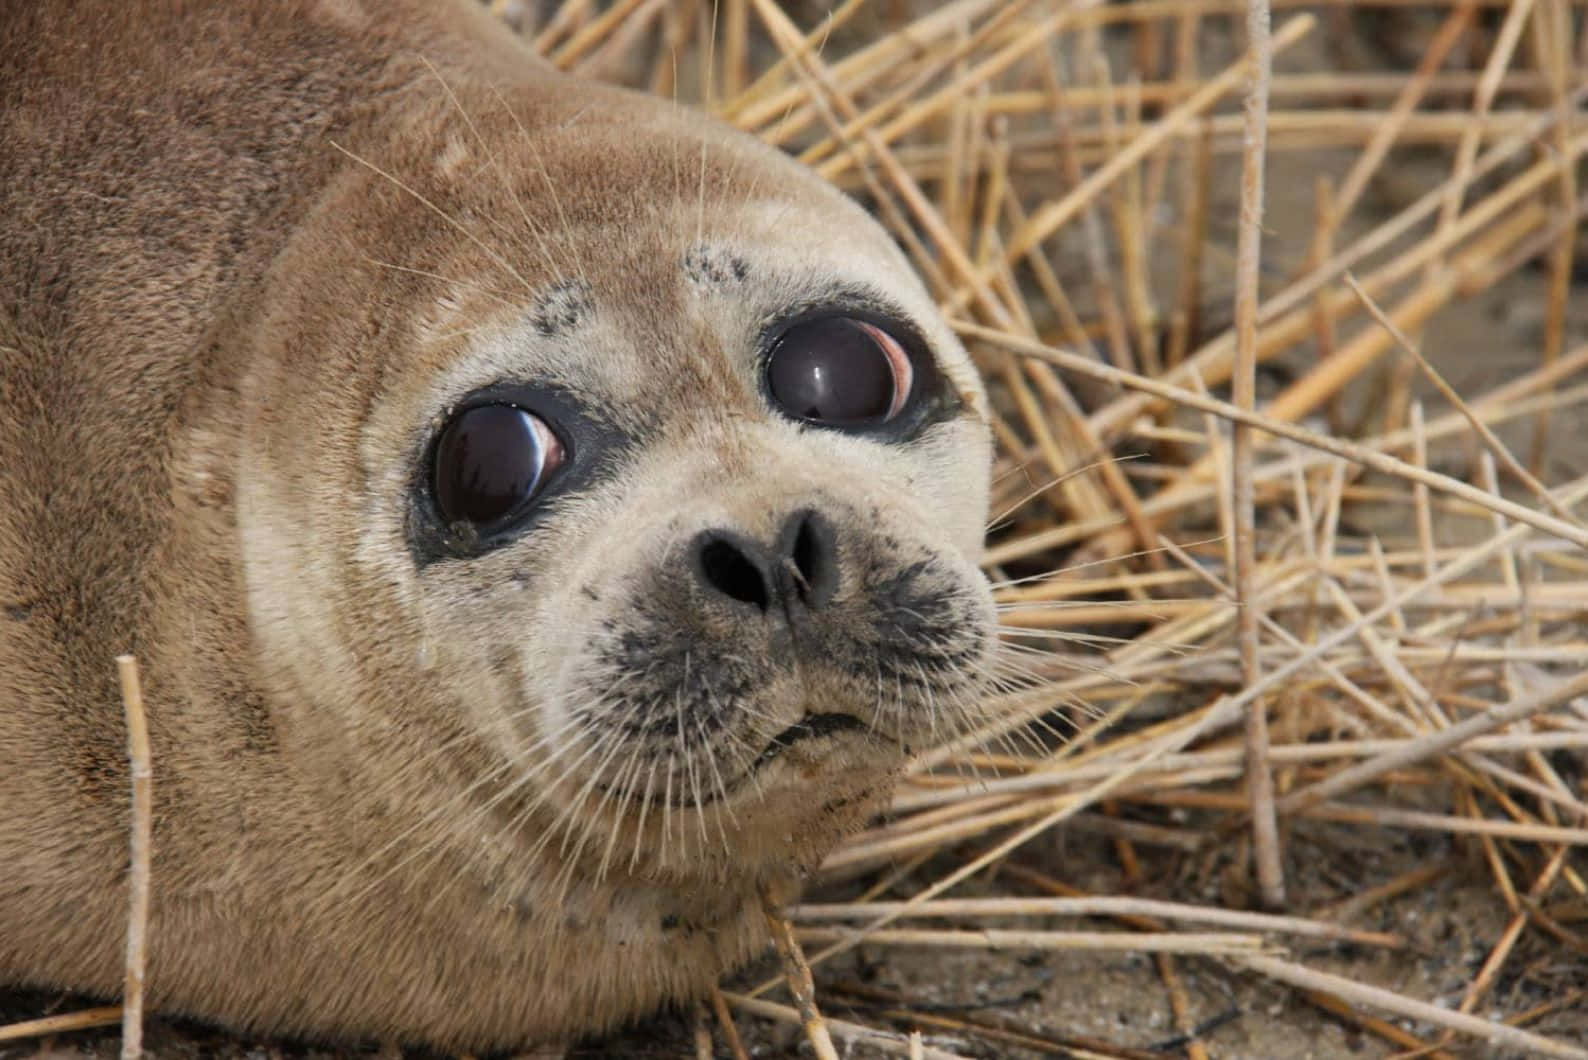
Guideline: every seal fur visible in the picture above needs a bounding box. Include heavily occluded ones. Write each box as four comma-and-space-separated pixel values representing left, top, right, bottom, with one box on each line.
0, 0, 995, 1050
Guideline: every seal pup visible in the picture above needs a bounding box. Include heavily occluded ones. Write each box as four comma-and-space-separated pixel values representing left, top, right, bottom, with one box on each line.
0, 0, 995, 1050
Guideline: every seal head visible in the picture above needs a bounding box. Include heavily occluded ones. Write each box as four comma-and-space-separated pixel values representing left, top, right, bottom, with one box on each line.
0, 0, 994, 1049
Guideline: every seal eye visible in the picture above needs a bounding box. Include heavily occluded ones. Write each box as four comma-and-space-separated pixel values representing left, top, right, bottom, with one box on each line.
433, 405, 565, 527
766, 316, 914, 428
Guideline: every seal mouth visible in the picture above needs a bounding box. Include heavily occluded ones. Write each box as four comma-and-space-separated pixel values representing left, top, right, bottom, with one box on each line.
749, 712, 873, 774
578, 712, 882, 810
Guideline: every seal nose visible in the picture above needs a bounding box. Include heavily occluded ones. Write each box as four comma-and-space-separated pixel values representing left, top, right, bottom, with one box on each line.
694, 531, 772, 611
691, 509, 838, 615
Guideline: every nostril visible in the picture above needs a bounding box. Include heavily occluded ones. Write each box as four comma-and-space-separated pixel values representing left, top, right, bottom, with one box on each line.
696, 535, 771, 610
783, 509, 838, 610
793, 520, 818, 583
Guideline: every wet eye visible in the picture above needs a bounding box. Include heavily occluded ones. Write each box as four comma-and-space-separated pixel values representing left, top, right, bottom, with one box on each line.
432, 405, 565, 527
765, 316, 914, 428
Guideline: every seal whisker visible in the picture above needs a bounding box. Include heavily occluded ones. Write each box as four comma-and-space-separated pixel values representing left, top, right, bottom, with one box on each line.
904, 657, 984, 786
413, 53, 564, 265
512, 720, 630, 859
552, 722, 637, 857
486, 84, 594, 296
327, 735, 525, 899
991, 633, 1140, 684
659, 756, 677, 863
593, 745, 650, 879
694, 715, 736, 843
676, 668, 713, 851
547, 741, 627, 858
349, 735, 583, 908
358, 257, 521, 304
715, 721, 767, 801
983, 453, 1146, 534
326, 139, 533, 292
547, 787, 614, 892
628, 755, 663, 871
913, 658, 940, 745
352, 705, 620, 906
331, 756, 521, 910
412, 55, 532, 250
432, 74, 585, 288
696, 0, 721, 249
420, 321, 512, 342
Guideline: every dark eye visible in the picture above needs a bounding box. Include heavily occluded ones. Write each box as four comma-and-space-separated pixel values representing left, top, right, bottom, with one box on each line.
765, 316, 914, 428
432, 405, 565, 527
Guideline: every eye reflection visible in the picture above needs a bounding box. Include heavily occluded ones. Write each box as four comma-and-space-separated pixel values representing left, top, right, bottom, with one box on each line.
432, 405, 564, 527
765, 316, 913, 428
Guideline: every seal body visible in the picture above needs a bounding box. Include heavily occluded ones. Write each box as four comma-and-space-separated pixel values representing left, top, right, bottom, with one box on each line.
0, 1, 994, 1050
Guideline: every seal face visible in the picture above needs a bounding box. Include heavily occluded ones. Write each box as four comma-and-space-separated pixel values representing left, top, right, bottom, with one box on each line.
0, 0, 994, 1050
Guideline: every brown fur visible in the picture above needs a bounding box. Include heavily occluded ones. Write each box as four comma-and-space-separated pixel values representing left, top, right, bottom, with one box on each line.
0, 0, 993, 1050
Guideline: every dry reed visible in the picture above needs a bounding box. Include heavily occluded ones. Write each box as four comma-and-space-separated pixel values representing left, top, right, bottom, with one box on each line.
115, 656, 152, 1060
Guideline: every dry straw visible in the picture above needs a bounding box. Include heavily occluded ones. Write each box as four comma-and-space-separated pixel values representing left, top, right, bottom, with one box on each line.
3, 0, 1584, 1055
116, 656, 153, 1060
